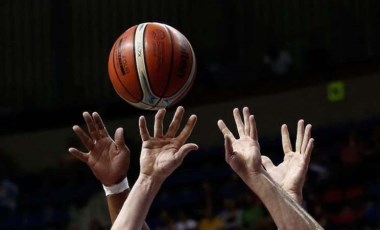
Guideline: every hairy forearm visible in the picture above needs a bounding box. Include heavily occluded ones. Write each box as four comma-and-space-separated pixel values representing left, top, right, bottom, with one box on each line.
242, 170, 323, 230
111, 174, 162, 230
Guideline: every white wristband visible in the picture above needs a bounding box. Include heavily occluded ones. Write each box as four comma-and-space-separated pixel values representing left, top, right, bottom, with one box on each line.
102, 177, 130, 196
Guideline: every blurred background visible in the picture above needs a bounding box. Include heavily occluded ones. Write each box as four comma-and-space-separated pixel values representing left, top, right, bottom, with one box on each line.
1, 0, 380, 229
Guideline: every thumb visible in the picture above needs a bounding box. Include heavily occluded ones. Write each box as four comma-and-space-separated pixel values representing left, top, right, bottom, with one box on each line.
177, 143, 198, 160
68, 148, 89, 163
261, 156, 275, 170
114, 127, 126, 148
224, 135, 234, 162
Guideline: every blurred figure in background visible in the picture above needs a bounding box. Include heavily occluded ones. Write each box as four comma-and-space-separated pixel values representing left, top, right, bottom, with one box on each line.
0, 150, 19, 221
219, 198, 242, 229
175, 209, 197, 230
240, 194, 266, 229
155, 210, 176, 230
198, 182, 224, 230
262, 39, 294, 81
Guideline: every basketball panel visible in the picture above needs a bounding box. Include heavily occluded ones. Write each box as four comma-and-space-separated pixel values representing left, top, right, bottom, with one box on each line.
116, 26, 143, 101
144, 23, 173, 97
108, 38, 140, 103
163, 25, 195, 97
156, 41, 197, 108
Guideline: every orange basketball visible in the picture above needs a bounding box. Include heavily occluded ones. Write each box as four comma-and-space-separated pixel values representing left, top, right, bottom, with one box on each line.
108, 22, 196, 110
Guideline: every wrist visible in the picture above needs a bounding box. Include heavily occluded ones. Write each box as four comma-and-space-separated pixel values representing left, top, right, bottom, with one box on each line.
242, 168, 279, 195
239, 167, 264, 186
99, 172, 128, 187
138, 173, 165, 186
133, 173, 163, 197
102, 176, 130, 196
286, 190, 303, 205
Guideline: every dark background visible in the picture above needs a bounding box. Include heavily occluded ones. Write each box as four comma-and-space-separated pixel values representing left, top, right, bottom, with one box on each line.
1, 0, 380, 134
1, 0, 380, 229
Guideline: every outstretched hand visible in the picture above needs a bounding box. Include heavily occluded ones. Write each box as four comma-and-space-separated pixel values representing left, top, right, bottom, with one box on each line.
68, 112, 130, 186
217, 107, 262, 179
139, 106, 198, 181
261, 120, 314, 204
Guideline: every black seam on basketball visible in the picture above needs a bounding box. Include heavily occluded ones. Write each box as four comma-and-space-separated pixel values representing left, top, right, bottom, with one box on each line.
168, 41, 196, 107
186, 39, 195, 81
131, 100, 153, 107
172, 71, 196, 105
153, 24, 175, 108
118, 40, 126, 75
113, 37, 140, 102
145, 24, 161, 109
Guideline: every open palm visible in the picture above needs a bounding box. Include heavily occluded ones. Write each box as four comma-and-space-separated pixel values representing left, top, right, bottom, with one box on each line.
139, 107, 198, 181
218, 107, 262, 178
69, 112, 130, 186
261, 120, 314, 204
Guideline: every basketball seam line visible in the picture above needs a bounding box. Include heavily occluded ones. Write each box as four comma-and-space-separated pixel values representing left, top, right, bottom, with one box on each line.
113, 36, 140, 102
152, 24, 175, 108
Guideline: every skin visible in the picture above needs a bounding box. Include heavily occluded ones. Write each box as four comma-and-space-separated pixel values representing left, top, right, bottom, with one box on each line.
68, 106, 321, 229
218, 107, 323, 230
111, 106, 198, 230
68, 111, 149, 229
261, 120, 313, 204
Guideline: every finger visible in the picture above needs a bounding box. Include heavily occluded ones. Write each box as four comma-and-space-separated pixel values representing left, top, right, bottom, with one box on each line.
114, 127, 126, 149
301, 124, 312, 154
261, 156, 275, 170
68, 147, 89, 163
166, 106, 184, 138
177, 115, 197, 143
304, 138, 314, 165
233, 108, 245, 137
83, 112, 101, 140
177, 143, 198, 161
243, 107, 250, 135
281, 124, 292, 154
139, 116, 150, 141
224, 135, 234, 162
92, 112, 109, 138
249, 115, 258, 141
295, 119, 305, 153
72, 125, 94, 151
154, 109, 166, 138
217, 120, 236, 141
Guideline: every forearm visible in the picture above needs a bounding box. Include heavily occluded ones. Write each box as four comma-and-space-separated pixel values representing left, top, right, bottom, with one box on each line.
106, 189, 151, 229
111, 174, 162, 230
242, 170, 323, 230
107, 190, 129, 224
286, 190, 303, 206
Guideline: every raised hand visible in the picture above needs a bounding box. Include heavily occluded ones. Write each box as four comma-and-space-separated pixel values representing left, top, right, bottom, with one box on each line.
217, 108, 323, 230
68, 112, 130, 186
261, 120, 314, 204
217, 107, 262, 179
139, 106, 198, 181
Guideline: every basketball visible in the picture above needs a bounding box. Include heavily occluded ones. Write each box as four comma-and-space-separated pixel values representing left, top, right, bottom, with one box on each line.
108, 22, 196, 110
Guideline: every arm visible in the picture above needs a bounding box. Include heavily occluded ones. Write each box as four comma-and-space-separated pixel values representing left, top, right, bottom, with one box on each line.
106, 191, 128, 223
68, 112, 149, 229
261, 120, 313, 204
218, 107, 323, 230
112, 106, 198, 230
242, 168, 321, 229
